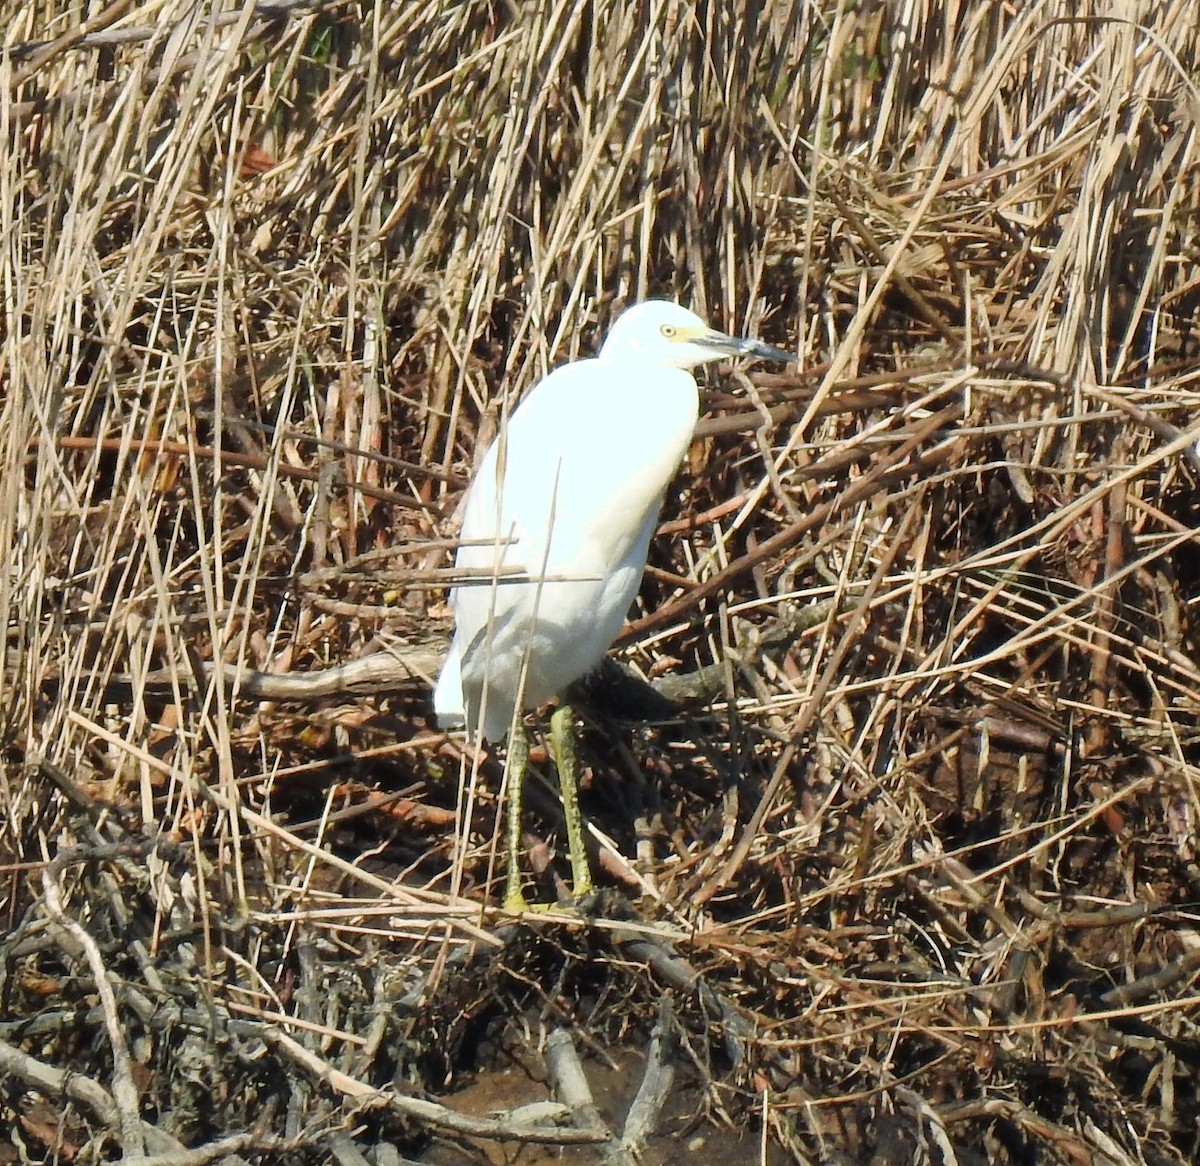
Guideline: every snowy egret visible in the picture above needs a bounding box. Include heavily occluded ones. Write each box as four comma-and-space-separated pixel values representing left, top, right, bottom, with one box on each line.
434, 300, 793, 911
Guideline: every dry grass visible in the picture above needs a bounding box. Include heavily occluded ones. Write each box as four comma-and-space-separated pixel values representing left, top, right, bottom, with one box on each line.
4, 1, 1200, 1162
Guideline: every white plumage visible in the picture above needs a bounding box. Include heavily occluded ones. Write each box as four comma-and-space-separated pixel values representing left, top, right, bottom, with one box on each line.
433, 299, 791, 911
434, 300, 792, 744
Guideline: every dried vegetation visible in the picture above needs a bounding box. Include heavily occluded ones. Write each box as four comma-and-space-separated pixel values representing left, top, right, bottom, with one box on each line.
4, 1, 1200, 1163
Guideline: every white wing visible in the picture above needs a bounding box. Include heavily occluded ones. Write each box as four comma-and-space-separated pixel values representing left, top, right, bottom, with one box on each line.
440, 357, 699, 740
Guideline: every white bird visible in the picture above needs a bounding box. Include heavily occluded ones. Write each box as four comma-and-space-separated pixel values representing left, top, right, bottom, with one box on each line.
434, 300, 793, 911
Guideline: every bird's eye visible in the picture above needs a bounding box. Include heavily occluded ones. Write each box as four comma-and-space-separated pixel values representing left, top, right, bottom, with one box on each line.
660, 324, 677, 338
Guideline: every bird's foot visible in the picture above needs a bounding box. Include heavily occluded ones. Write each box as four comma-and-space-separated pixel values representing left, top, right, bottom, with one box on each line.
502, 879, 597, 917
502, 888, 538, 915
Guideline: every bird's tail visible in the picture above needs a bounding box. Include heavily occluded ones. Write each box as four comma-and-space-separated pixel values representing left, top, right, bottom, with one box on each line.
433, 638, 466, 728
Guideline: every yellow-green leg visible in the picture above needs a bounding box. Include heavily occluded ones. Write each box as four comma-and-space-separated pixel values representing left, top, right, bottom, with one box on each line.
502, 719, 532, 914
550, 704, 593, 900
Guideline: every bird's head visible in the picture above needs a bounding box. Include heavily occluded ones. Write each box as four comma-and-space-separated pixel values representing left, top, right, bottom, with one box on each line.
598, 300, 793, 370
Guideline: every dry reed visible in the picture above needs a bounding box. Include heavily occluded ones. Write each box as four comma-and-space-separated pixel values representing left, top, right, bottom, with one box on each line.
3, 1, 1200, 1162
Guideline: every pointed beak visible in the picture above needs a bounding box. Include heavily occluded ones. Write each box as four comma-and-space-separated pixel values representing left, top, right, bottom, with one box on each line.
695, 329, 794, 364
